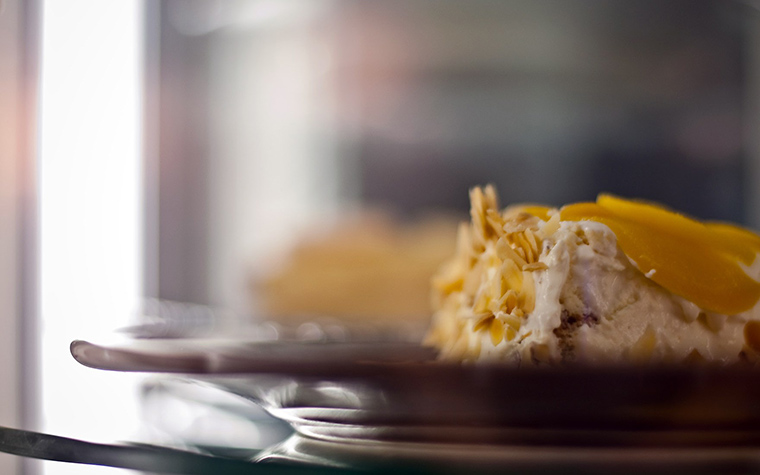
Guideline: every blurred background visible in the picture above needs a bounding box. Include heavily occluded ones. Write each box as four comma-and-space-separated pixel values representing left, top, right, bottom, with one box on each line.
2, 0, 760, 473
151, 0, 760, 310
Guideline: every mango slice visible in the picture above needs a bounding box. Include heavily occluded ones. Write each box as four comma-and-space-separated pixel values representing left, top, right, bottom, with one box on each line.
706, 222, 760, 265
560, 195, 760, 315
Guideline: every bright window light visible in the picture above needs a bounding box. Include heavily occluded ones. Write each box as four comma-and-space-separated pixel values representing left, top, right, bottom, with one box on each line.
39, 0, 144, 473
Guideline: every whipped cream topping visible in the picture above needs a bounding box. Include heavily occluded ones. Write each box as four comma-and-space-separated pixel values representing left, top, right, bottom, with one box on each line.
425, 186, 760, 365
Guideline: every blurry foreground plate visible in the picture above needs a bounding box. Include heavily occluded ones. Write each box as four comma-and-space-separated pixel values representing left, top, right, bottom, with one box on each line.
72, 338, 760, 452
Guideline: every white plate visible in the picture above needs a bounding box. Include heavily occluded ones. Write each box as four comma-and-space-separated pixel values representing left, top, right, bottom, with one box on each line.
71, 338, 760, 451
256, 433, 760, 473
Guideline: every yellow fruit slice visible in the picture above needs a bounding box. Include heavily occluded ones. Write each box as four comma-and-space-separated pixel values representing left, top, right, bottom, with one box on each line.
706, 222, 760, 266
596, 194, 757, 266
560, 196, 760, 315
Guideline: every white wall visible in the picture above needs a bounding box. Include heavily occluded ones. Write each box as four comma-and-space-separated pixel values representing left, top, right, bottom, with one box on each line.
39, 1, 144, 473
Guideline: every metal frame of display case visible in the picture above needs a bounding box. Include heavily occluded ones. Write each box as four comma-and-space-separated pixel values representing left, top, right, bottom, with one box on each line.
0, 0, 40, 473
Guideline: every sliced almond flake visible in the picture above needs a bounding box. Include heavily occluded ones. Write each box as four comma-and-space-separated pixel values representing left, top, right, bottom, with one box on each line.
486, 209, 506, 237
471, 212, 486, 236
469, 187, 485, 218
490, 317, 505, 346
471, 225, 487, 251
486, 253, 502, 269
519, 270, 536, 313
472, 313, 495, 333
511, 231, 530, 251
473, 288, 490, 314
489, 267, 502, 296
463, 259, 485, 296
505, 326, 517, 342
495, 237, 509, 258
525, 229, 540, 256
470, 186, 501, 240
492, 295, 503, 314
502, 221, 528, 234
483, 184, 500, 210
504, 289, 518, 313
496, 238, 528, 268
502, 218, 539, 234
522, 262, 548, 272
502, 260, 523, 293
539, 212, 560, 238
503, 314, 521, 330
493, 290, 509, 309
514, 232, 533, 262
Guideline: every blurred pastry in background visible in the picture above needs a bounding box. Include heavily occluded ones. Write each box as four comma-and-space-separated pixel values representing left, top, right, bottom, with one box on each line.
254, 211, 458, 325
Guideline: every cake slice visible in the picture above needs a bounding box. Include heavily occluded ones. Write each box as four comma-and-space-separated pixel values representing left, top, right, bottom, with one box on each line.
425, 185, 760, 365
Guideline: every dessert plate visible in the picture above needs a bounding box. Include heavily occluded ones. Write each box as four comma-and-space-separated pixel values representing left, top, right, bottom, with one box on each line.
71, 338, 760, 450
